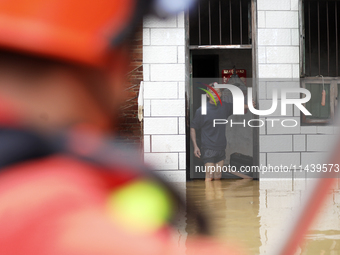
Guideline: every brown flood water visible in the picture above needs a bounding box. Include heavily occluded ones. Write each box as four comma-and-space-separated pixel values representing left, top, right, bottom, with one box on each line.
176, 179, 340, 255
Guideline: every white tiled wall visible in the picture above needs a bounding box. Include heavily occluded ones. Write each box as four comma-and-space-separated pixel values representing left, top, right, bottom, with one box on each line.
143, 13, 186, 182
142, 1, 338, 181
257, 0, 336, 172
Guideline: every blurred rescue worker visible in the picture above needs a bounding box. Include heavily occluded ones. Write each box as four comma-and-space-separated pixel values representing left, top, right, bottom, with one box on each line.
0, 0, 245, 255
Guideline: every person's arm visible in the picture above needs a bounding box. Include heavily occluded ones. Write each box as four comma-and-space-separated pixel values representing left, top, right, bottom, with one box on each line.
190, 128, 201, 158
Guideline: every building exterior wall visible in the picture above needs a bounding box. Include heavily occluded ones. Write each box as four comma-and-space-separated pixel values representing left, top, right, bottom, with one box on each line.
143, 13, 187, 182
257, 0, 336, 174
142, 0, 337, 182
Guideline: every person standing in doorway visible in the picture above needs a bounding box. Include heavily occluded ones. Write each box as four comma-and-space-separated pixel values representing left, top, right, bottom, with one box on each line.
191, 82, 253, 181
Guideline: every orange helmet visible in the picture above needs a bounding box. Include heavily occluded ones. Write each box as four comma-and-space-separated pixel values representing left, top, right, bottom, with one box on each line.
0, 0, 153, 67
0, 0, 197, 67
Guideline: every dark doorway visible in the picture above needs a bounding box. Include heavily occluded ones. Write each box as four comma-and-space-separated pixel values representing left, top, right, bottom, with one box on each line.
186, 0, 258, 181
192, 55, 219, 111
189, 50, 254, 179
190, 55, 219, 179
192, 55, 219, 78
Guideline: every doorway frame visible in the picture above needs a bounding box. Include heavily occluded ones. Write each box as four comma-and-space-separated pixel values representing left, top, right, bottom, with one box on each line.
185, 0, 259, 180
